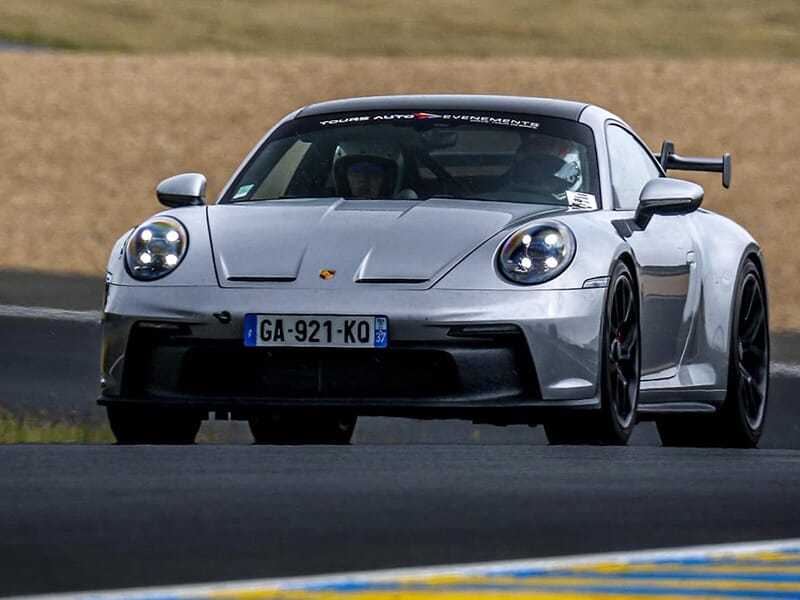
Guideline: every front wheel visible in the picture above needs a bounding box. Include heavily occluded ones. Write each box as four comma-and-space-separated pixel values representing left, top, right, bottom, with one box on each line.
545, 261, 640, 445
248, 411, 356, 445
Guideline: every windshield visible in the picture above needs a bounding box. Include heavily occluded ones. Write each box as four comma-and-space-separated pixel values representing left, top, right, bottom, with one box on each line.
221, 110, 600, 208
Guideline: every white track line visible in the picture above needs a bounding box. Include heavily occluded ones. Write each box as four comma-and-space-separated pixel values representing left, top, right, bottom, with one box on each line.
12, 537, 800, 600
0, 304, 100, 323
771, 361, 800, 377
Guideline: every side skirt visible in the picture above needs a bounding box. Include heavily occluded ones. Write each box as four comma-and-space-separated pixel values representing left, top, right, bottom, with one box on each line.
636, 388, 725, 419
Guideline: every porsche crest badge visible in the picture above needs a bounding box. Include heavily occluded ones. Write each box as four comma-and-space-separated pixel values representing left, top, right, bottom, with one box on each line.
319, 269, 336, 280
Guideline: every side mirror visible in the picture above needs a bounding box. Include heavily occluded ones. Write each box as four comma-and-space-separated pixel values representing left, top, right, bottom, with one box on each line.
156, 173, 207, 208
633, 177, 703, 230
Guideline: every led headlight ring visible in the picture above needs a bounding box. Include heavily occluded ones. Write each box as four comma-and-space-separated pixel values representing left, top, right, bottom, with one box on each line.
498, 221, 576, 285
125, 217, 188, 281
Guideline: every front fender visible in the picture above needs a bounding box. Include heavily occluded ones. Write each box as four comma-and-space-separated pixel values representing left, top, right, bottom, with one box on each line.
436, 210, 629, 291
105, 206, 218, 287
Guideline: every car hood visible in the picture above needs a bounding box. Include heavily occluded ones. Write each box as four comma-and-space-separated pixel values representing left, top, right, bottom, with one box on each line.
207, 197, 565, 288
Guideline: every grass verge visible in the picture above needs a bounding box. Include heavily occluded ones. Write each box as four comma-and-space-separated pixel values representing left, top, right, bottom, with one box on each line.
0, 408, 115, 443
0, 0, 798, 58
0, 409, 259, 444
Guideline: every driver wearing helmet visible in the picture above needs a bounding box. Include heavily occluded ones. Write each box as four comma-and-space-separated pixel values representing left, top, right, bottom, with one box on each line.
333, 140, 416, 199
503, 134, 583, 201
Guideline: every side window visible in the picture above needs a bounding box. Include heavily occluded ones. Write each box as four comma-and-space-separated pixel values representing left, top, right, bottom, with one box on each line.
606, 125, 661, 210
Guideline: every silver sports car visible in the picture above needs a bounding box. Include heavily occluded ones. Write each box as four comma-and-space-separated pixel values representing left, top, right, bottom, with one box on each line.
99, 95, 769, 447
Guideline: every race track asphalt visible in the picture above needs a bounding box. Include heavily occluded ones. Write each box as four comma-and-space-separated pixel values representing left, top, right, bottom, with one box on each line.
1, 444, 800, 597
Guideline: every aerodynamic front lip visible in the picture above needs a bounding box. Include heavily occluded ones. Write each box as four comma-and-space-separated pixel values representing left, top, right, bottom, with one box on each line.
97, 393, 600, 413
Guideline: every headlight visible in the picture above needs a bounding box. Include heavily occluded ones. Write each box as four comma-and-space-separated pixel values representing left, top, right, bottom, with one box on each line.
498, 221, 575, 285
125, 217, 188, 281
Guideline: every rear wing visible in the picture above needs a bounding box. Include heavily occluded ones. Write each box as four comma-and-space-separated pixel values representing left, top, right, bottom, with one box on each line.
654, 140, 732, 189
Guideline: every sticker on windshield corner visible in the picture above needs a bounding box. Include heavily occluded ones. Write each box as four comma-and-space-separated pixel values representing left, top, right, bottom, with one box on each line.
566, 191, 597, 210
233, 184, 254, 199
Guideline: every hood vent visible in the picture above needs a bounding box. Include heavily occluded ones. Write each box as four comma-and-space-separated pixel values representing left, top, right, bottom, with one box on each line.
227, 276, 297, 283
355, 277, 428, 284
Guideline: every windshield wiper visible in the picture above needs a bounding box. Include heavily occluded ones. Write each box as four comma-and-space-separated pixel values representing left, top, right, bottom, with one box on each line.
425, 194, 491, 202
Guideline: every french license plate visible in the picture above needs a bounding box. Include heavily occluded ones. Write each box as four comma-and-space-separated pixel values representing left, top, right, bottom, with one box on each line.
244, 314, 388, 348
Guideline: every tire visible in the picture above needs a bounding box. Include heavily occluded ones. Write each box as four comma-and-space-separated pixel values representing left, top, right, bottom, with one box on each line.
545, 261, 640, 445
657, 258, 768, 448
107, 405, 202, 445
248, 411, 356, 445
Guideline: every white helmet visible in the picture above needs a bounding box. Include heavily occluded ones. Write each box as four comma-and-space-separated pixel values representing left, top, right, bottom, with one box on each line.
333, 140, 405, 197
512, 135, 583, 197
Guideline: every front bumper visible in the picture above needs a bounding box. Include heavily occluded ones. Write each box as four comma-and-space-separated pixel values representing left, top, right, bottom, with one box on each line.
100, 284, 605, 416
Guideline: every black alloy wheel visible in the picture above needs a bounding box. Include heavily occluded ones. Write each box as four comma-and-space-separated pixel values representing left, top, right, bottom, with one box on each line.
726, 262, 770, 442
545, 261, 640, 445
249, 411, 357, 445
106, 405, 203, 444
657, 258, 768, 447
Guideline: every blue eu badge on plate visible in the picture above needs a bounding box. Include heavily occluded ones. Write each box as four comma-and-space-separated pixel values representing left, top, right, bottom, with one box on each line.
374, 317, 388, 348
